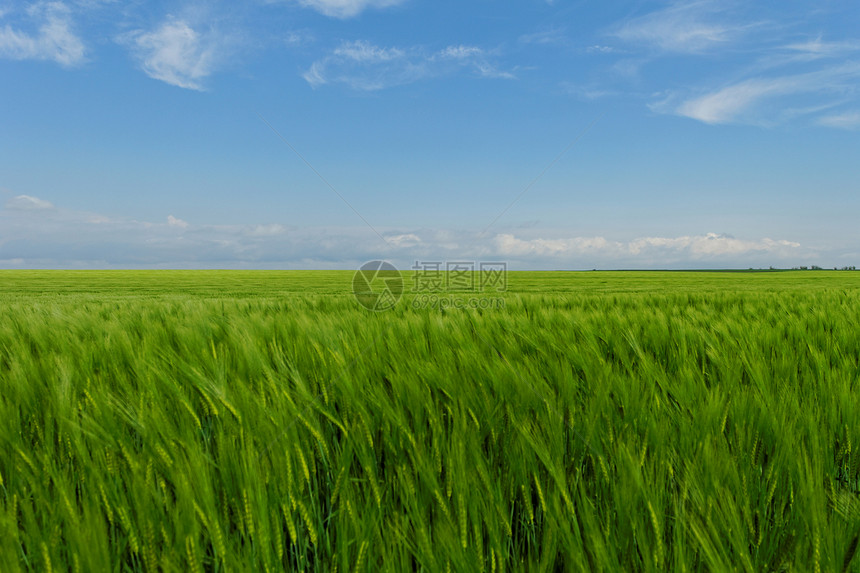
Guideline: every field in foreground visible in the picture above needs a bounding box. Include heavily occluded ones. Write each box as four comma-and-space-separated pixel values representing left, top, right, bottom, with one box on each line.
1, 270, 859, 572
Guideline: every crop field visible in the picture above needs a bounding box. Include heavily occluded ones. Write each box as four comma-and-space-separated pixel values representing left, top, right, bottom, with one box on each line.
1, 270, 859, 572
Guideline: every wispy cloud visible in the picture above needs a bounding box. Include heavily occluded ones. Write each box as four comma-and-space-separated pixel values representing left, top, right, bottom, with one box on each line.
292, 0, 407, 19
604, 1, 860, 128
663, 63, 860, 124
5, 195, 56, 211
474, 62, 516, 80
283, 29, 314, 46
817, 110, 860, 129
613, 1, 751, 54
0, 2, 85, 66
435, 44, 515, 79
122, 18, 221, 90
586, 45, 619, 55
437, 44, 483, 60
304, 40, 514, 90
560, 82, 619, 100
334, 39, 404, 62
672, 77, 797, 124
750, 37, 860, 72
519, 27, 567, 47
783, 38, 860, 61
303, 40, 423, 90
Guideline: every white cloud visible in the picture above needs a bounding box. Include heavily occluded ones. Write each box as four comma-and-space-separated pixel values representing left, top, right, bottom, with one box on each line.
561, 82, 619, 100
674, 77, 797, 124
784, 38, 860, 60
751, 38, 860, 72
627, 233, 800, 256
167, 215, 189, 229
303, 40, 418, 90
474, 62, 516, 80
0, 197, 820, 269
302, 61, 328, 87
435, 45, 515, 78
5, 195, 55, 210
519, 27, 567, 46
667, 63, 860, 125
602, 0, 860, 127
817, 110, 860, 129
438, 45, 484, 60
304, 41, 514, 90
385, 233, 421, 247
587, 45, 618, 54
495, 232, 801, 260
123, 19, 219, 90
0, 2, 85, 66
283, 30, 314, 46
495, 234, 610, 257
333, 39, 403, 62
613, 5, 860, 129
614, 1, 749, 54
249, 224, 286, 236
611, 57, 645, 78
293, 0, 407, 19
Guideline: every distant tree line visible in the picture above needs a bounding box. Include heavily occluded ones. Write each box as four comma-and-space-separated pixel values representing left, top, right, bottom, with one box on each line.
790, 265, 857, 271
746, 266, 858, 271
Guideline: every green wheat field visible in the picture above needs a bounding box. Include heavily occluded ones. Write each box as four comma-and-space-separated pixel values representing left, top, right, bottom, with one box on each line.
1, 270, 859, 572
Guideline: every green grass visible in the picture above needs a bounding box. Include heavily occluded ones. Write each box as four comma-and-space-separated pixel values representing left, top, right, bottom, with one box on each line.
1, 270, 859, 571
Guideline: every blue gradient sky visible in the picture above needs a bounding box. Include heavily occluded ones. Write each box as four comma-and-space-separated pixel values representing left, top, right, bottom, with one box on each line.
1, 0, 859, 269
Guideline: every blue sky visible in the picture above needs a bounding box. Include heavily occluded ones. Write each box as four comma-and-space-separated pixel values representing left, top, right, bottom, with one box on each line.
1, 0, 859, 269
